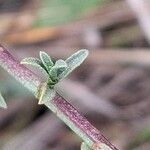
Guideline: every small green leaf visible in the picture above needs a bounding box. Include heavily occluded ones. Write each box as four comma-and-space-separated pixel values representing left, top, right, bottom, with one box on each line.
49, 59, 67, 80
39, 51, 54, 72
0, 92, 7, 109
21, 57, 48, 77
59, 49, 89, 79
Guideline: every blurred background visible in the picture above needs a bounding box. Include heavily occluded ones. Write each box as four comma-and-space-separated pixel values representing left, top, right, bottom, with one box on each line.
0, 0, 150, 149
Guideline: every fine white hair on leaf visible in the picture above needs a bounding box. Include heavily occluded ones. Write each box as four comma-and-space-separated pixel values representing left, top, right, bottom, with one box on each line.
39, 51, 54, 73
49, 59, 67, 80
59, 49, 89, 80
21, 57, 49, 78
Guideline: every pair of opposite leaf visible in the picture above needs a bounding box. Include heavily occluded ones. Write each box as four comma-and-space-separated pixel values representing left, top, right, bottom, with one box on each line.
21, 49, 89, 105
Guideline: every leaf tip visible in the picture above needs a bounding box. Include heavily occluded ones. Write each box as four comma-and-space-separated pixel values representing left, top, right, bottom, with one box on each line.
80, 49, 89, 57
2, 104, 7, 109
0, 103, 7, 109
0, 101, 7, 109
0, 93, 7, 109
39, 51, 46, 58
39, 51, 44, 55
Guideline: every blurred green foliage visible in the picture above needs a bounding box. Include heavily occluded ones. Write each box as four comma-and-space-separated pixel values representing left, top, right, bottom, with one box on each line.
34, 0, 105, 27
0, 79, 32, 100
127, 128, 150, 149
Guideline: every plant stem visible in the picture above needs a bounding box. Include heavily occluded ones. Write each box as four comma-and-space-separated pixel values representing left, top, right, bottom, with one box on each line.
0, 46, 118, 150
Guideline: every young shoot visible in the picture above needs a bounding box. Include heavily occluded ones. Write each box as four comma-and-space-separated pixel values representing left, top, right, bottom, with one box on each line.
21, 49, 89, 104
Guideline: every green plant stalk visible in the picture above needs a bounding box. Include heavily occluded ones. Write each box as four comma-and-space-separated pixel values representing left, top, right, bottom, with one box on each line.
0, 46, 118, 150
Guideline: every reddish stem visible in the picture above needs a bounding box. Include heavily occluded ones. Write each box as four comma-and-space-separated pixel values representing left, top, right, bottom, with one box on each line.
53, 95, 118, 150
0, 45, 118, 150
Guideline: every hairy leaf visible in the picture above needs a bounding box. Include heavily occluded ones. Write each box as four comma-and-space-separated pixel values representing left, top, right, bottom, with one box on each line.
21, 57, 48, 77
59, 49, 89, 79
39, 51, 54, 72
0, 92, 7, 109
49, 59, 67, 80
